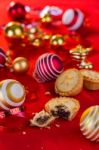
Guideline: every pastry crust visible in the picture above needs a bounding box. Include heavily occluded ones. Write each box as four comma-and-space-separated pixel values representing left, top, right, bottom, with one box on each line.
30, 110, 55, 128
55, 68, 83, 96
80, 69, 99, 90
45, 97, 80, 120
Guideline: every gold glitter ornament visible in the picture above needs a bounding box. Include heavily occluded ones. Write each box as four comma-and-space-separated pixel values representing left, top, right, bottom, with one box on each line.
50, 34, 65, 46
31, 38, 42, 47
27, 27, 39, 41
70, 45, 93, 69
40, 13, 52, 23
0, 79, 26, 111
12, 57, 29, 73
80, 106, 99, 142
4, 21, 24, 38
42, 34, 51, 41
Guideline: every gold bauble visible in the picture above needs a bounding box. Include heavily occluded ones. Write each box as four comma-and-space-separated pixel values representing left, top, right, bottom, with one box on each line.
40, 13, 52, 23
50, 34, 65, 46
80, 106, 99, 142
4, 21, 24, 38
42, 34, 51, 41
28, 27, 38, 34
27, 27, 39, 41
31, 38, 42, 47
12, 57, 29, 73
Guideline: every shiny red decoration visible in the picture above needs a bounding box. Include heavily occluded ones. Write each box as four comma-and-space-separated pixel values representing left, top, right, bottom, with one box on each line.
8, 2, 26, 21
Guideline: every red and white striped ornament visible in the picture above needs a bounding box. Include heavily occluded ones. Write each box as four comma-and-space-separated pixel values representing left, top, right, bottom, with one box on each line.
80, 105, 99, 142
0, 79, 26, 111
33, 53, 64, 82
0, 48, 6, 68
62, 9, 84, 31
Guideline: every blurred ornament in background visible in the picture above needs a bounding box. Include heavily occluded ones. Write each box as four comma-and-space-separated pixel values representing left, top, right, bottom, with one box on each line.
31, 38, 43, 47
69, 45, 93, 69
33, 53, 64, 83
40, 6, 62, 25
26, 26, 39, 41
62, 9, 85, 31
42, 33, 51, 41
80, 105, 99, 142
40, 13, 52, 23
0, 79, 26, 111
8, 1, 26, 21
4, 21, 24, 39
50, 34, 65, 47
0, 48, 6, 68
40, 5, 62, 18
12, 57, 29, 73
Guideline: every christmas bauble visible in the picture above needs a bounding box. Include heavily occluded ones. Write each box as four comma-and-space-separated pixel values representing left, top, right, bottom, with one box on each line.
8, 1, 26, 21
27, 26, 39, 41
62, 9, 84, 31
80, 106, 99, 142
33, 53, 64, 82
0, 79, 26, 111
0, 48, 6, 68
50, 34, 65, 46
40, 13, 52, 23
12, 57, 29, 73
4, 21, 24, 39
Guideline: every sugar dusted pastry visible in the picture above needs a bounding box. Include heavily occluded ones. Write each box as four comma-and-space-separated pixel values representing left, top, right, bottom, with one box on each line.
30, 110, 55, 128
55, 68, 83, 96
80, 69, 99, 90
45, 97, 80, 120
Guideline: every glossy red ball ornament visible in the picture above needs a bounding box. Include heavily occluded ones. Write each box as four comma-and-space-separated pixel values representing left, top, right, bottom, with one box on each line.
8, 1, 26, 21
33, 53, 64, 82
0, 48, 6, 68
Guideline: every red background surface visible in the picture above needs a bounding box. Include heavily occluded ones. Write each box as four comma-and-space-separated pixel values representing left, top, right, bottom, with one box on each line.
0, 0, 99, 150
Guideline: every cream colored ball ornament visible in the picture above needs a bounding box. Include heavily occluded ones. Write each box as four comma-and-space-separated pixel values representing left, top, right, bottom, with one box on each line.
80, 105, 99, 142
0, 79, 26, 111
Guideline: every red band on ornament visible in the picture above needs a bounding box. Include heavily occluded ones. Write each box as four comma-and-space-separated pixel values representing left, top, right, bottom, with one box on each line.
66, 10, 78, 27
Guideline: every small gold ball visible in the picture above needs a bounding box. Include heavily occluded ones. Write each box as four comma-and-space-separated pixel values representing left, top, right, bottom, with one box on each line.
12, 57, 29, 73
40, 13, 52, 23
43, 34, 51, 40
4, 21, 24, 38
50, 34, 65, 46
32, 38, 42, 47
28, 27, 38, 34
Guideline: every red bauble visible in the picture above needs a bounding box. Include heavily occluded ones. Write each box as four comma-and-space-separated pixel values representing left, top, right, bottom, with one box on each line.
33, 53, 64, 82
0, 48, 6, 68
8, 2, 26, 21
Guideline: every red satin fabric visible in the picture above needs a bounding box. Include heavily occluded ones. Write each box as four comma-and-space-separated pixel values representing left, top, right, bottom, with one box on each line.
0, 0, 99, 150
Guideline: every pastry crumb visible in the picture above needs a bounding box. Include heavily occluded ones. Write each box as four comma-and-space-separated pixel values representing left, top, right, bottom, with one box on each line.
55, 124, 60, 128
45, 91, 51, 96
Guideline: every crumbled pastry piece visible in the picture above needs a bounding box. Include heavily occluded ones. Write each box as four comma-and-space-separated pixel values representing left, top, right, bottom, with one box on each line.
45, 97, 80, 120
80, 69, 99, 90
45, 91, 51, 96
30, 110, 55, 128
55, 68, 83, 96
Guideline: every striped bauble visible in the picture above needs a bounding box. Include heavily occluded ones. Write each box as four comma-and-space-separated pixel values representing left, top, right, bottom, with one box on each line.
62, 9, 84, 31
0, 48, 6, 68
80, 105, 99, 142
0, 79, 26, 111
33, 53, 64, 82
